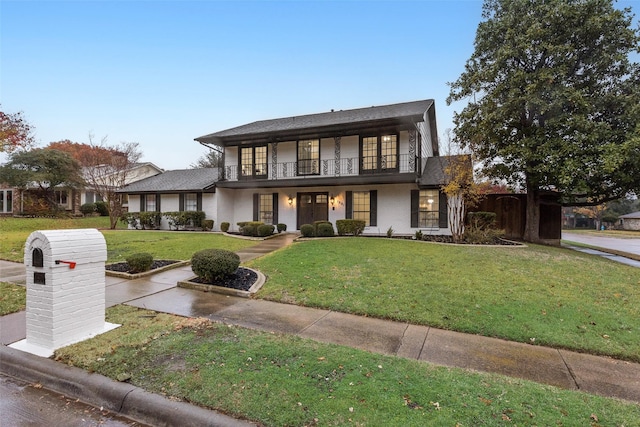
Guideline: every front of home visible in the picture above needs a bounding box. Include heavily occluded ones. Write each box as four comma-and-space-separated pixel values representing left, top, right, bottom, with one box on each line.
122, 100, 453, 236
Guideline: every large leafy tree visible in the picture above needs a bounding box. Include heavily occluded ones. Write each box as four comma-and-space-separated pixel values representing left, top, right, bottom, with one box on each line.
447, 0, 640, 242
47, 137, 142, 229
0, 148, 84, 211
0, 106, 35, 153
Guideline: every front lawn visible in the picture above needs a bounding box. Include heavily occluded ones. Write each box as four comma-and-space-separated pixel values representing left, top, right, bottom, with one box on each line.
249, 239, 640, 362
0, 216, 258, 263
54, 305, 640, 427
0, 282, 26, 315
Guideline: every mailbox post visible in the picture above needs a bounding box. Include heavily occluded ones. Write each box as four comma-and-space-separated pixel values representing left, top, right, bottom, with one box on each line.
10, 229, 119, 357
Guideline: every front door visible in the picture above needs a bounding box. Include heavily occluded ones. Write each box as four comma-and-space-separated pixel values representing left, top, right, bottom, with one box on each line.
297, 192, 328, 229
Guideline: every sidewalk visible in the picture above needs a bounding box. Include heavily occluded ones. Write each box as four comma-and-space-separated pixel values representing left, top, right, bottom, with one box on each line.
2, 232, 640, 422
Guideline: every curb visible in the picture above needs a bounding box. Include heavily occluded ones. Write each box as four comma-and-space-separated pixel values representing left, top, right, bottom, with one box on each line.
0, 345, 254, 427
177, 267, 266, 297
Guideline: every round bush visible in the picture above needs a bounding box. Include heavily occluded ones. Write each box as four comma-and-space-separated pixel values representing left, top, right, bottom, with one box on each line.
277, 223, 287, 233
317, 222, 335, 237
95, 201, 109, 216
126, 253, 154, 273
80, 203, 96, 215
220, 222, 230, 232
300, 224, 315, 237
242, 224, 256, 236
191, 249, 240, 282
257, 224, 275, 237
202, 219, 214, 231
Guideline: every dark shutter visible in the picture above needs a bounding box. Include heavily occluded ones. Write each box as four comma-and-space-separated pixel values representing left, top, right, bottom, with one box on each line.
197, 193, 202, 211
253, 193, 259, 221
140, 195, 145, 212
179, 194, 185, 212
411, 190, 419, 228
439, 191, 448, 228
369, 190, 377, 227
156, 193, 161, 212
345, 191, 353, 219
272, 193, 279, 224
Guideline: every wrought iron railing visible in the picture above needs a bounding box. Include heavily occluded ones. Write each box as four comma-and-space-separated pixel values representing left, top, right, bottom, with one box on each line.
222, 154, 421, 182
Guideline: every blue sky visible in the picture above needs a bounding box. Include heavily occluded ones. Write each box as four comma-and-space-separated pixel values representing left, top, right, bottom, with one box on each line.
1, 0, 638, 169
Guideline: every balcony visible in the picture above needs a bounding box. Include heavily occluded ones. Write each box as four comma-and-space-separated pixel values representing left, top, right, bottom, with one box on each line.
215, 154, 425, 189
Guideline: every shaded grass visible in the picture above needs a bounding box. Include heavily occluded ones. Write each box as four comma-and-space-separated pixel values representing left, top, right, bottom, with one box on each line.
0, 216, 258, 263
0, 282, 26, 315
55, 305, 640, 427
249, 239, 640, 361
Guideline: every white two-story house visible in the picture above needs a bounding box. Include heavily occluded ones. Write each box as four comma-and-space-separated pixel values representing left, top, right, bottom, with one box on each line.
122, 99, 453, 235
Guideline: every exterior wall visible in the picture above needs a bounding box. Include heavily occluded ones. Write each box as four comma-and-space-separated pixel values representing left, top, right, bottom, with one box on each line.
214, 183, 450, 236
159, 194, 179, 229
622, 218, 640, 231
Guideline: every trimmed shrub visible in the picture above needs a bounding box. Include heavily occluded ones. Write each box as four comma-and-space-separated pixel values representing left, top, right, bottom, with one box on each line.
277, 223, 287, 233
257, 224, 275, 237
164, 211, 206, 230
191, 249, 240, 282
125, 253, 153, 273
313, 220, 332, 236
336, 219, 366, 236
139, 212, 161, 229
239, 221, 264, 237
80, 203, 96, 215
220, 222, 230, 232
317, 222, 335, 237
202, 219, 214, 231
120, 212, 140, 229
95, 201, 109, 216
300, 223, 315, 237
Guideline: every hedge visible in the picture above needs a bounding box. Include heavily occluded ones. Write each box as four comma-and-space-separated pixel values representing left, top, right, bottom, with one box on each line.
336, 219, 366, 236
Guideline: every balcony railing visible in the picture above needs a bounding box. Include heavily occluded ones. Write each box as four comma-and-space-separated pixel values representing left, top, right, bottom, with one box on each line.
223, 154, 420, 182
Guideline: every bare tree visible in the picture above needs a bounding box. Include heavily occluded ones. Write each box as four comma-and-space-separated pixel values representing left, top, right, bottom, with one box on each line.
82, 135, 142, 229
190, 148, 222, 169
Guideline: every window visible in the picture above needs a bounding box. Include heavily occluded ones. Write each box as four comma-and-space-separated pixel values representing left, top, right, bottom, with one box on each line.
419, 189, 439, 228
259, 194, 273, 224
145, 194, 156, 212
85, 191, 95, 204
0, 190, 12, 213
55, 190, 69, 208
346, 190, 377, 227
253, 193, 278, 225
352, 192, 370, 225
360, 134, 398, 173
240, 145, 268, 179
185, 193, 198, 211
298, 139, 319, 175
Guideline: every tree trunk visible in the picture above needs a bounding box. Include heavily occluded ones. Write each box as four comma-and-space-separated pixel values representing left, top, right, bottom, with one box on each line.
448, 194, 465, 243
523, 179, 541, 243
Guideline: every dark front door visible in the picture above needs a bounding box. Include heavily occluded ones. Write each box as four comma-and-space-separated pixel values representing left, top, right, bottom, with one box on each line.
297, 192, 328, 229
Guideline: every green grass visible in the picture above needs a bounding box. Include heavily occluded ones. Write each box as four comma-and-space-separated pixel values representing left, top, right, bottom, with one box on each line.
249, 239, 640, 362
0, 282, 26, 315
0, 216, 258, 263
54, 305, 640, 427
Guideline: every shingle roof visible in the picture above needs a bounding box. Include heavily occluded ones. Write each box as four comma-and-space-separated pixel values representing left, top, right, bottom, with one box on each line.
419, 155, 471, 187
117, 168, 219, 193
196, 100, 434, 145
620, 211, 640, 219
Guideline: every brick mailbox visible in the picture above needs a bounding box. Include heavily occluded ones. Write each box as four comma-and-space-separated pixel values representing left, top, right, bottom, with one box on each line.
10, 229, 119, 357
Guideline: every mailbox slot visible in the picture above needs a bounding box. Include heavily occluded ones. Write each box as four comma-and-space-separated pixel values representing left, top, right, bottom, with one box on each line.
33, 272, 46, 285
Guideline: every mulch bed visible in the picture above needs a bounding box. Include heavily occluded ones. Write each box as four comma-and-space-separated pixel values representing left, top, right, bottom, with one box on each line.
105, 260, 180, 274
188, 267, 258, 292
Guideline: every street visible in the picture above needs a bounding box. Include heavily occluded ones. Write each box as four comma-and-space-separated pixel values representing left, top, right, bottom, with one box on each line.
0, 373, 148, 427
562, 231, 640, 256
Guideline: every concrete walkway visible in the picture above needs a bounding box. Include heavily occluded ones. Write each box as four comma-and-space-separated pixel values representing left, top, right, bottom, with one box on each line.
2, 231, 640, 416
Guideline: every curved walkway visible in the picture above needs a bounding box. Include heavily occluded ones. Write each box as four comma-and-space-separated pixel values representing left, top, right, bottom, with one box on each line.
1, 232, 639, 423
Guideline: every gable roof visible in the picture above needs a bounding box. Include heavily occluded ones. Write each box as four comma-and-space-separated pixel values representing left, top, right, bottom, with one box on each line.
419, 155, 472, 188
117, 168, 220, 193
196, 99, 435, 147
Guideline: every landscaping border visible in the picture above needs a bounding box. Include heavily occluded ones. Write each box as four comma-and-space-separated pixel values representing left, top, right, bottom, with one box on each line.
177, 267, 266, 298
105, 260, 190, 279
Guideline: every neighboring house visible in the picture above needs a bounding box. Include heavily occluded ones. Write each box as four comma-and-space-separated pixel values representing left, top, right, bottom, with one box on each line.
619, 211, 640, 231
122, 99, 454, 235
1, 162, 163, 216
118, 168, 218, 229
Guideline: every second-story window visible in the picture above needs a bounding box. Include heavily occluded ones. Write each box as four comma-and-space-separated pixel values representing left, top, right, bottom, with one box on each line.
240, 145, 268, 179
298, 139, 319, 175
360, 134, 398, 173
